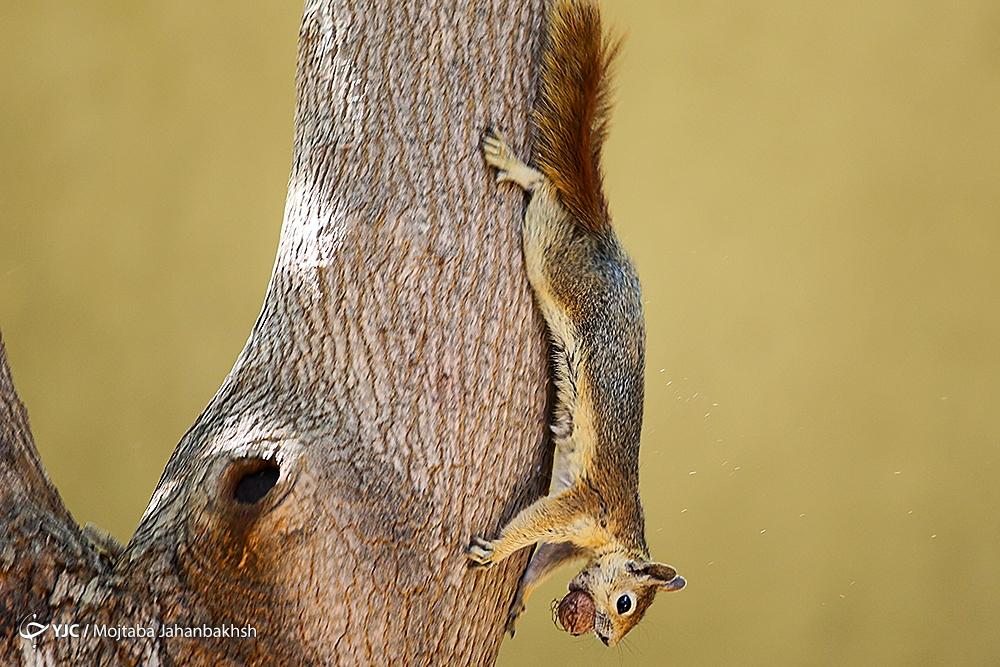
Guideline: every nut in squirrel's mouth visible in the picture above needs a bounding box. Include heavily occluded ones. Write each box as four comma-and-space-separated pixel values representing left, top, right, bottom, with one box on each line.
555, 589, 596, 636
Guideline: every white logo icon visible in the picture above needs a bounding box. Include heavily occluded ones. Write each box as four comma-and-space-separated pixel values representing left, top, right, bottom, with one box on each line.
18, 613, 49, 648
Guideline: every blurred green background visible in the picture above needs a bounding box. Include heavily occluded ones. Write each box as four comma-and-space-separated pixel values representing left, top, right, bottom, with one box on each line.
2, 1, 999, 664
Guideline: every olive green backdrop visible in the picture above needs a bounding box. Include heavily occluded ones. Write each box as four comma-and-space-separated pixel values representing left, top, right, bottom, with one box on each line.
2, 1, 999, 665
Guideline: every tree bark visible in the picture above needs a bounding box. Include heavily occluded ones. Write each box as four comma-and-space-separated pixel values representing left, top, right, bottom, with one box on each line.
0, 0, 549, 664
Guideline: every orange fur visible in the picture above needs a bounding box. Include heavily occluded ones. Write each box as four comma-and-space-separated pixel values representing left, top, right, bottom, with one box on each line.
534, 0, 621, 233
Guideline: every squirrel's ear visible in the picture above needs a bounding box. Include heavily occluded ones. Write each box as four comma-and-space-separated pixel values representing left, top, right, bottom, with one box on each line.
636, 562, 685, 591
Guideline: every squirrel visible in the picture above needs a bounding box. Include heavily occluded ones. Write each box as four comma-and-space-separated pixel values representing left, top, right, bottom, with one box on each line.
465, 0, 686, 647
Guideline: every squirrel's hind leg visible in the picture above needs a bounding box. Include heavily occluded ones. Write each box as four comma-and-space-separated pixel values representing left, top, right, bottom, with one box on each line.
482, 130, 544, 191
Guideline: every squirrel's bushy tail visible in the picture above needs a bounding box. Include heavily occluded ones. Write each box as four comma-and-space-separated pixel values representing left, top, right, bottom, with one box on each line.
535, 0, 621, 233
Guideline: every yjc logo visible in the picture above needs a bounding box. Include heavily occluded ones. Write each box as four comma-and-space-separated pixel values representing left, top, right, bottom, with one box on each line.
18, 613, 49, 648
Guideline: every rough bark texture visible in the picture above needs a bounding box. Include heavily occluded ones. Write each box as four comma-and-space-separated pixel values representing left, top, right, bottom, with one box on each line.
0, 0, 550, 664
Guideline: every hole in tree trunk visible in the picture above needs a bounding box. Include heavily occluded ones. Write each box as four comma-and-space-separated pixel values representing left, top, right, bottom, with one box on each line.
230, 458, 280, 504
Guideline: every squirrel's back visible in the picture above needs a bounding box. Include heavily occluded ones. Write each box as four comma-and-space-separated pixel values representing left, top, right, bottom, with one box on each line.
535, 0, 621, 233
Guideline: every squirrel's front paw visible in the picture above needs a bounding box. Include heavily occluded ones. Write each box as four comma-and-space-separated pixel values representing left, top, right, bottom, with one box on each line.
465, 535, 496, 568
504, 602, 526, 637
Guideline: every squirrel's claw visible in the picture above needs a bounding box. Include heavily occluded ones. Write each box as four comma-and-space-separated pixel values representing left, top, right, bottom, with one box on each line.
505, 603, 525, 637
481, 130, 544, 192
482, 129, 508, 150
465, 535, 496, 568
482, 132, 511, 169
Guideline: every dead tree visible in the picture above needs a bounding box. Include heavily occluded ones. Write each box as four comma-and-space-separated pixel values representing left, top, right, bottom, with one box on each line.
0, 0, 550, 663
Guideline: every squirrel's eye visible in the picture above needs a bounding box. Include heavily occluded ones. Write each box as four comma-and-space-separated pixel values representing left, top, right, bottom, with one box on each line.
616, 592, 634, 616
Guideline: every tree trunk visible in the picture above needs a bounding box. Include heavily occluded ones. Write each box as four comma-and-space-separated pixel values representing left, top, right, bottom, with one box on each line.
0, 0, 549, 664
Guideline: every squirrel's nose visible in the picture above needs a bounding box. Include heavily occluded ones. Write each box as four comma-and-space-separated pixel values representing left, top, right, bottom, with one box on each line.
597, 632, 611, 646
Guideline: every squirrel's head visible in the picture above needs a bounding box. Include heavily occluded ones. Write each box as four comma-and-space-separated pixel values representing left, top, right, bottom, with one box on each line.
563, 552, 685, 646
